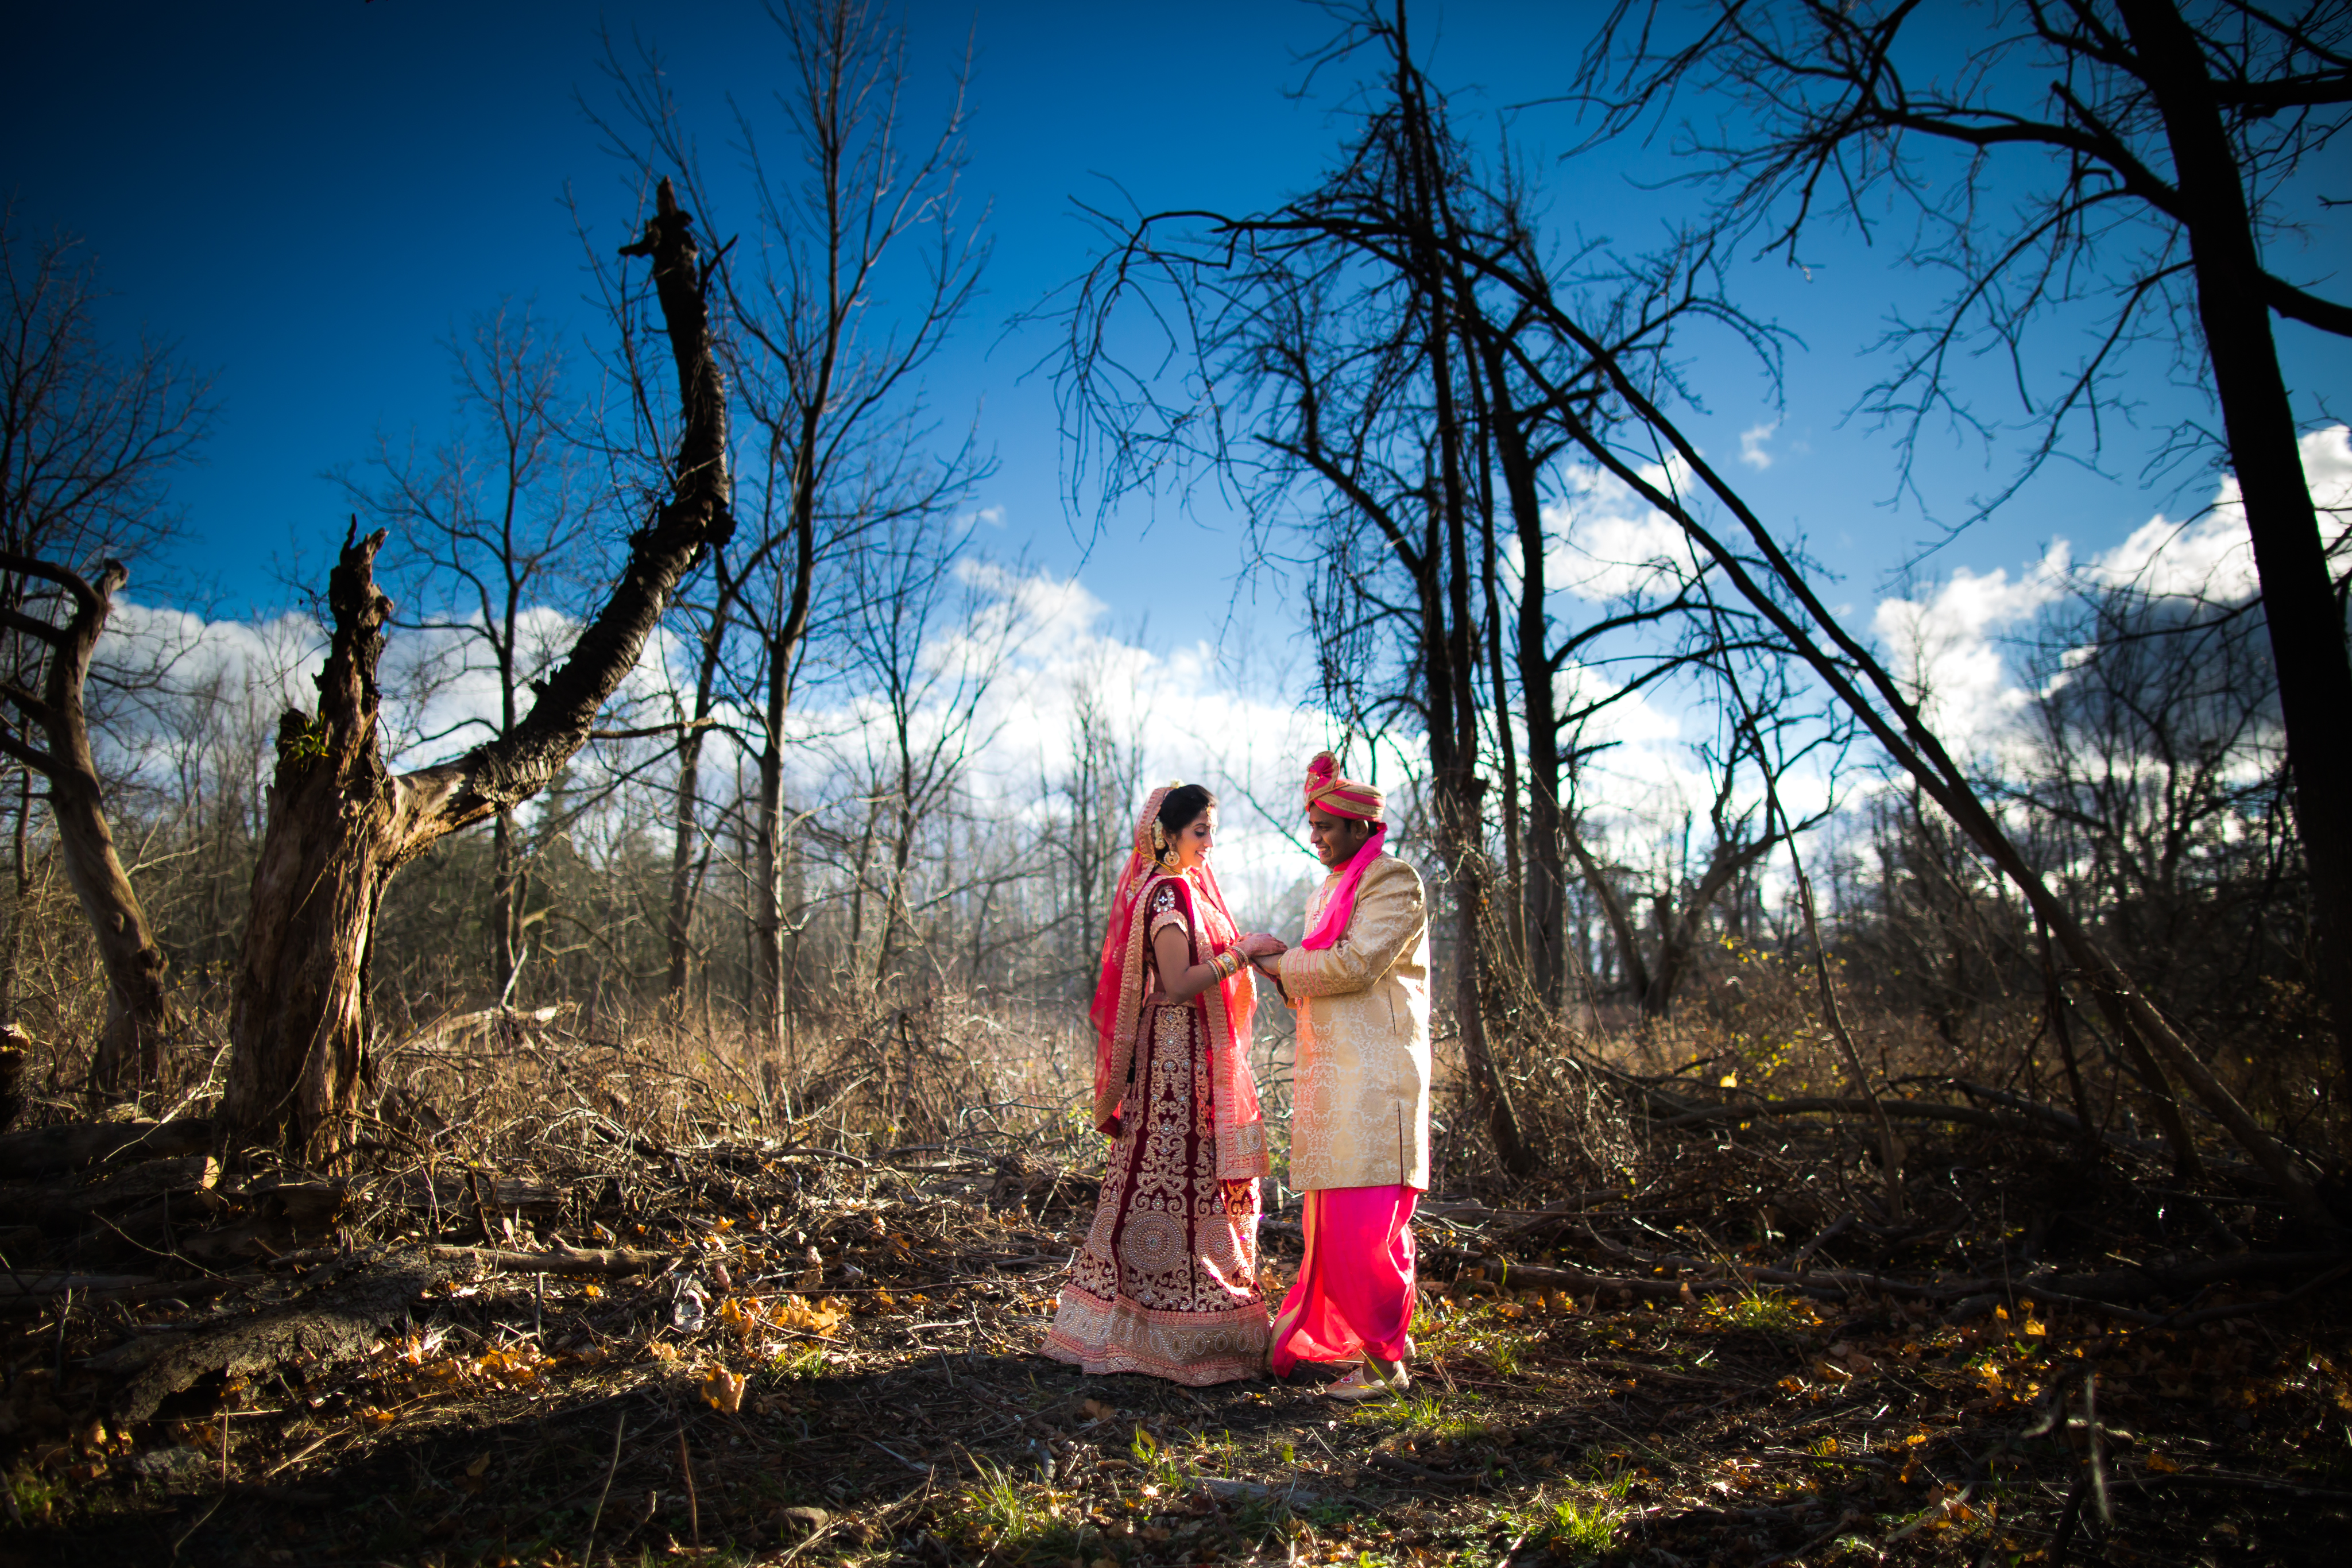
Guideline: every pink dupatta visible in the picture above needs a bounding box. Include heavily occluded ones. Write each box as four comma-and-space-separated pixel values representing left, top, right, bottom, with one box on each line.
1088, 786, 1268, 1182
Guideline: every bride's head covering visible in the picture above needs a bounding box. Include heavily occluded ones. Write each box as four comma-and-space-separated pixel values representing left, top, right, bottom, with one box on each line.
1301, 752, 1390, 951
1088, 781, 1178, 1050
1086, 783, 1267, 1179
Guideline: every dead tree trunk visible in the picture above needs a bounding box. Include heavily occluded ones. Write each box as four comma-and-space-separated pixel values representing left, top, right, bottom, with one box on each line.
2115, 0, 2352, 1090
220, 178, 733, 1158
0, 557, 172, 1090
0, 553, 175, 1094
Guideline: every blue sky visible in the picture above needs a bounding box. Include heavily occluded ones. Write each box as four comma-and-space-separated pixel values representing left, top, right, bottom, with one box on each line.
9, 0, 2347, 662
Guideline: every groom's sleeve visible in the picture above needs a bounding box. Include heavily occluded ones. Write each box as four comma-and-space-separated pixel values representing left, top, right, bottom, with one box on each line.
1276, 861, 1425, 998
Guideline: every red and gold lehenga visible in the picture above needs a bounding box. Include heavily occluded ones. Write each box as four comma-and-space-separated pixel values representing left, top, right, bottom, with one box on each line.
1041, 790, 1271, 1385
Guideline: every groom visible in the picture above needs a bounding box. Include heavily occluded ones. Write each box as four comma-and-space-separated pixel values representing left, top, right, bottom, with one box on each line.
1254, 753, 1430, 1395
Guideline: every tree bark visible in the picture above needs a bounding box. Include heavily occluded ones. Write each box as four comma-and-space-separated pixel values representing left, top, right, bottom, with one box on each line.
489, 807, 525, 999
220, 177, 733, 1157
0, 554, 175, 1094
751, 472, 817, 1046
1480, 350, 1570, 1009
1398, 54, 1532, 1176
2117, 0, 2352, 1089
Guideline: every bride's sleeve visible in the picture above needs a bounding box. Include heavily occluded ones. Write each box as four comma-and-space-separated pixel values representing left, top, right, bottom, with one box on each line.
1146, 879, 1191, 940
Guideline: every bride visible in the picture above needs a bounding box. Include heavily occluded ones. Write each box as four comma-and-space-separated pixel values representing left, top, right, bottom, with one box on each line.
1042, 783, 1286, 1385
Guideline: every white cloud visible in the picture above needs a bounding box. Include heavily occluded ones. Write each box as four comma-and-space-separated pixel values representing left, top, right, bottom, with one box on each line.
1872, 557, 2067, 750
1542, 456, 1696, 602
1738, 420, 1778, 470
2082, 424, 2352, 599
1869, 424, 2352, 753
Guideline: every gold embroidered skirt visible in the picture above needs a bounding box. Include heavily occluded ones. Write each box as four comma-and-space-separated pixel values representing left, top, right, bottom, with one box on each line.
1043, 1001, 1268, 1385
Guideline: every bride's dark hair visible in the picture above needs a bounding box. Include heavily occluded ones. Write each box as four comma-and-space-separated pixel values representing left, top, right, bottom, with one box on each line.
1158, 784, 1216, 838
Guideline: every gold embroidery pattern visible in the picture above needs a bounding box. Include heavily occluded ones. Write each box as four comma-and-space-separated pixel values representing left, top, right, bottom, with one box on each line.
1045, 996, 1268, 1385
1092, 869, 1268, 1182
1279, 858, 1434, 1191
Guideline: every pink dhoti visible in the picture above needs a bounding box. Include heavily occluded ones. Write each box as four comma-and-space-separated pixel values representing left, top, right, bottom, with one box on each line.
1268, 1184, 1417, 1375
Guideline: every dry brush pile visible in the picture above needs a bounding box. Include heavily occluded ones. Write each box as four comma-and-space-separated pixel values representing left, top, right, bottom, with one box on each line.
0, 1001, 2345, 1567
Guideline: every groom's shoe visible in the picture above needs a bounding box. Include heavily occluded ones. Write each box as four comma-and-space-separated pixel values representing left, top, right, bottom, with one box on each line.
1322, 1360, 1409, 1400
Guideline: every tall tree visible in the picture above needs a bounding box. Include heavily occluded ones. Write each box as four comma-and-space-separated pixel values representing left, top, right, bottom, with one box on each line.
1579, 0, 2352, 1082
1058, 9, 1758, 1170
0, 208, 212, 1083
599, 0, 989, 1044
0, 555, 173, 1090
219, 178, 730, 1158
338, 302, 599, 1003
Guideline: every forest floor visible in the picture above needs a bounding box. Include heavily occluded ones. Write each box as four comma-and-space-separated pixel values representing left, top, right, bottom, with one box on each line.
4, 1109, 2351, 1567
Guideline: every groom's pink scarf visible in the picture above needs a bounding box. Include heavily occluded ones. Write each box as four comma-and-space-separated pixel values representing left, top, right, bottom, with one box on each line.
1300, 825, 1387, 950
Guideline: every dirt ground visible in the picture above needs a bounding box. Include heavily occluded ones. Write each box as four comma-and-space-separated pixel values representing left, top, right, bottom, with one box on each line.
5, 1128, 2351, 1567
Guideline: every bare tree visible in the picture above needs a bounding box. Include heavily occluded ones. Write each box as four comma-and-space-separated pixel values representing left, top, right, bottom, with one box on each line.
1055, 9, 1778, 1172
1446, 200, 2335, 1220
1577, 0, 2352, 1085
338, 301, 602, 1002
1563, 649, 1843, 1019
219, 177, 730, 1157
0, 555, 173, 1090
839, 519, 1022, 991
597, 0, 989, 1044
0, 208, 213, 1083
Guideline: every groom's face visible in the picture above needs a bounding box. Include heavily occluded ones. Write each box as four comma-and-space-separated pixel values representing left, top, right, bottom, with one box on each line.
1306, 806, 1372, 870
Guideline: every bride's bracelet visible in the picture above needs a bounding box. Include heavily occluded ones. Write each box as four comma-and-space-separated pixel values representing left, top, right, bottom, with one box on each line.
1212, 947, 1243, 978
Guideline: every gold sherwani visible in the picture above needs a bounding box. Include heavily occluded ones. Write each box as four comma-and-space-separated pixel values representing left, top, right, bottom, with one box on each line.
1275, 855, 1431, 1191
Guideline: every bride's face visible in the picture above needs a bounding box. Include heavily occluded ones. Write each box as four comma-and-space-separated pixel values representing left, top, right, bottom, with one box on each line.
1170, 808, 1216, 869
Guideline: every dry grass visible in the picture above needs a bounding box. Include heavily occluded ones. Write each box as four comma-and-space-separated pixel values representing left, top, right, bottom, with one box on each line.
0, 970, 2346, 1566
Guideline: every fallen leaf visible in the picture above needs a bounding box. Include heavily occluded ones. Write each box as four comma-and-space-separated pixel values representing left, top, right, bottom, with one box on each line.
702, 1366, 747, 1414
465, 1453, 492, 1478
2145, 1451, 2182, 1474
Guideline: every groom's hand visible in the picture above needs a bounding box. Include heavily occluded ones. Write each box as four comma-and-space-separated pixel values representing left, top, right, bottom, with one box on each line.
1237, 932, 1287, 959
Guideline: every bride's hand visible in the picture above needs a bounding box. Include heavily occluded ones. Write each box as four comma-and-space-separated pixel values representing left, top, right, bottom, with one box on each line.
1237, 932, 1287, 958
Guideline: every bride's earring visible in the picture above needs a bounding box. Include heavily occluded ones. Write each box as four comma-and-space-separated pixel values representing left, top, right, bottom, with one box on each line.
1152, 821, 1176, 869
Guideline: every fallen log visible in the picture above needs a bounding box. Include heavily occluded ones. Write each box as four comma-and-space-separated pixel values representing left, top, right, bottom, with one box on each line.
112, 1248, 456, 1423
1256, 1223, 1844, 1304
0, 1028, 24, 1133
0, 1117, 212, 1178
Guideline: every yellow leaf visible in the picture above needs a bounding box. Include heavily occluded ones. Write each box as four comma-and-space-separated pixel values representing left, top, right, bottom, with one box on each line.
771, 1294, 849, 1338
2145, 1451, 2182, 1474
702, 1366, 747, 1414
465, 1453, 492, 1478
581, 1283, 602, 1299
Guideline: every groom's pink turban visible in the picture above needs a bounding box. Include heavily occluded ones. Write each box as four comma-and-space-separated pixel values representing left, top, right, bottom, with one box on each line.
1304, 752, 1384, 822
